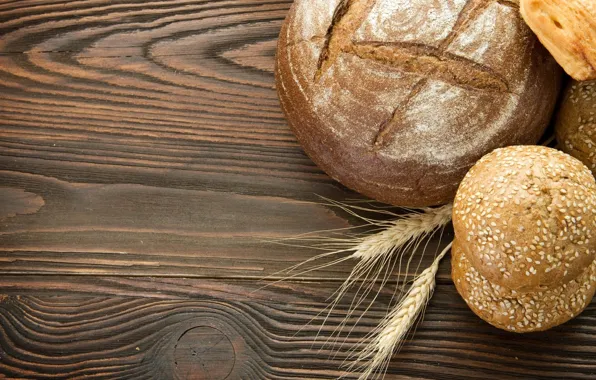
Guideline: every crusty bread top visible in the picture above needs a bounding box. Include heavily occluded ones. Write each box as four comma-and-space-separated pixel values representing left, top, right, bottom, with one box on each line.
276, 0, 561, 206
556, 80, 596, 174
453, 146, 596, 292
452, 238, 596, 333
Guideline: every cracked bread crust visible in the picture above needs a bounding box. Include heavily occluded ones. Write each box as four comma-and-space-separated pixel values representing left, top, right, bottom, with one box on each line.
556, 80, 596, 175
275, 0, 561, 206
452, 238, 596, 333
453, 146, 596, 292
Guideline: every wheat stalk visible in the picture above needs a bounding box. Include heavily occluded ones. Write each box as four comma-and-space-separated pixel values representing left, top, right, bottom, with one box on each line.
265, 201, 452, 281
264, 200, 453, 354
320, 204, 452, 345
349, 241, 453, 379
352, 204, 452, 261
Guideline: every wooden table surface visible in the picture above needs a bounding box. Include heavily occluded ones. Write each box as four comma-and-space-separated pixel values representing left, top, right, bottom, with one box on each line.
0, 1, 595, 379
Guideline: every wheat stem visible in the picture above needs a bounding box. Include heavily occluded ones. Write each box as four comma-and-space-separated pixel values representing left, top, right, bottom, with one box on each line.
262, 201, 454, 365
316, 204, 452, 346
350, 241, 453, 379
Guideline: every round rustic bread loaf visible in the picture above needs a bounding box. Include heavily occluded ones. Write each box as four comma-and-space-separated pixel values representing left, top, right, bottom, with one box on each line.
452, 238, 596, 333
453, 146, 596, 292
276, 0, 562, 206
556, 80, 596, 174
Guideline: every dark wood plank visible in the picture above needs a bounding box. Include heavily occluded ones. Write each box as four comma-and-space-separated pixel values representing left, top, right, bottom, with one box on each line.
1, 1, 595, 379
0, 0, 320, 201
0, 0, 449, 279
0, 171, 344, 278
0, 169, 447, 278
0, 276, 595, 379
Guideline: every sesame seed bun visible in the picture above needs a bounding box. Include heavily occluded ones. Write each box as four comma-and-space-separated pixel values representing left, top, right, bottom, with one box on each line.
453, 146, 596, 292
452, 238, 596, 333
555, 80, 596, 175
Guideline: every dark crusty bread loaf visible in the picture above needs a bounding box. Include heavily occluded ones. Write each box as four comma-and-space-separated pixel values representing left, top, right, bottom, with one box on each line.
276, 0, 562, 206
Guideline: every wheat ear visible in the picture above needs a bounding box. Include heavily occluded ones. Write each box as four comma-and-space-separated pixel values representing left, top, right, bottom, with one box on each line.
260, 201, 453, 353
349, 241, 453, 379
321, 205, 452, 343
263, 201, 452, 284
352, 203, 452, 261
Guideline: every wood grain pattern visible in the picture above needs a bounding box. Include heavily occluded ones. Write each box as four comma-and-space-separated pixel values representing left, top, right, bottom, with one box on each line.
0, 0, 431, 280
0, 276, 595, 379
0, 0, 594, 379
0, 0, 306, 190
0, 169, 360, 278
0, 187, 44, 220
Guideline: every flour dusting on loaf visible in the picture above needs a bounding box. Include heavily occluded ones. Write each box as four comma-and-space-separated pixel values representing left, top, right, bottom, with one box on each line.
448, 3, 514, 69
290, 0, 340, 44
354, 0, 467, 46
276, 0, 561, 206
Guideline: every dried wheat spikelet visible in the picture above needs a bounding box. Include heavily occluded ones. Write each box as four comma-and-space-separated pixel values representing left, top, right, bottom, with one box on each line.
322, 202, 453, 350
263, 199, 452, 340
348, 242, 452, 379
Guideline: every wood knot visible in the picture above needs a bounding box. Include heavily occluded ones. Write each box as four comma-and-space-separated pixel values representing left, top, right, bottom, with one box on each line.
174, 326, 235, 380
0, 187, 45, 221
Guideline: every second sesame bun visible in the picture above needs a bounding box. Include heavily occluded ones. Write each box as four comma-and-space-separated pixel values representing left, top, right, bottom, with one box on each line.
555, 80, 596, 175
452, 238, 596, 333
453, 146, 596, 292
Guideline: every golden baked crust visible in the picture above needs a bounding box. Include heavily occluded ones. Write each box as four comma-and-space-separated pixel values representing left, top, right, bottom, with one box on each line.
276, 0, 561, 207
453, 146, 596, 292
520, 0, 596, 81
556, 80, 596, 175
452, 238, 596, 333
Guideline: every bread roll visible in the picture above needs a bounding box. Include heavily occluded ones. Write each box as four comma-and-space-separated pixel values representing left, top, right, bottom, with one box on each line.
276, 0, 562, 206
556, 80, 596, 174
452, 146, 596, 332
453, 146, 596, 292
520, 0, 596, 81
452, 238, 596, 333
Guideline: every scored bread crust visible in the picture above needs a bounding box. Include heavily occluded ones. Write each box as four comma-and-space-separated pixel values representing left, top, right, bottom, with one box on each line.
555, 80, 596, 175
276, 0, 561, 207
453, 146, 596, 292
452, 238, 596, 333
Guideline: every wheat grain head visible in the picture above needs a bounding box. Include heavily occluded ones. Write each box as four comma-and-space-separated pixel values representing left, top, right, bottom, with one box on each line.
349, 241, 453, 379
